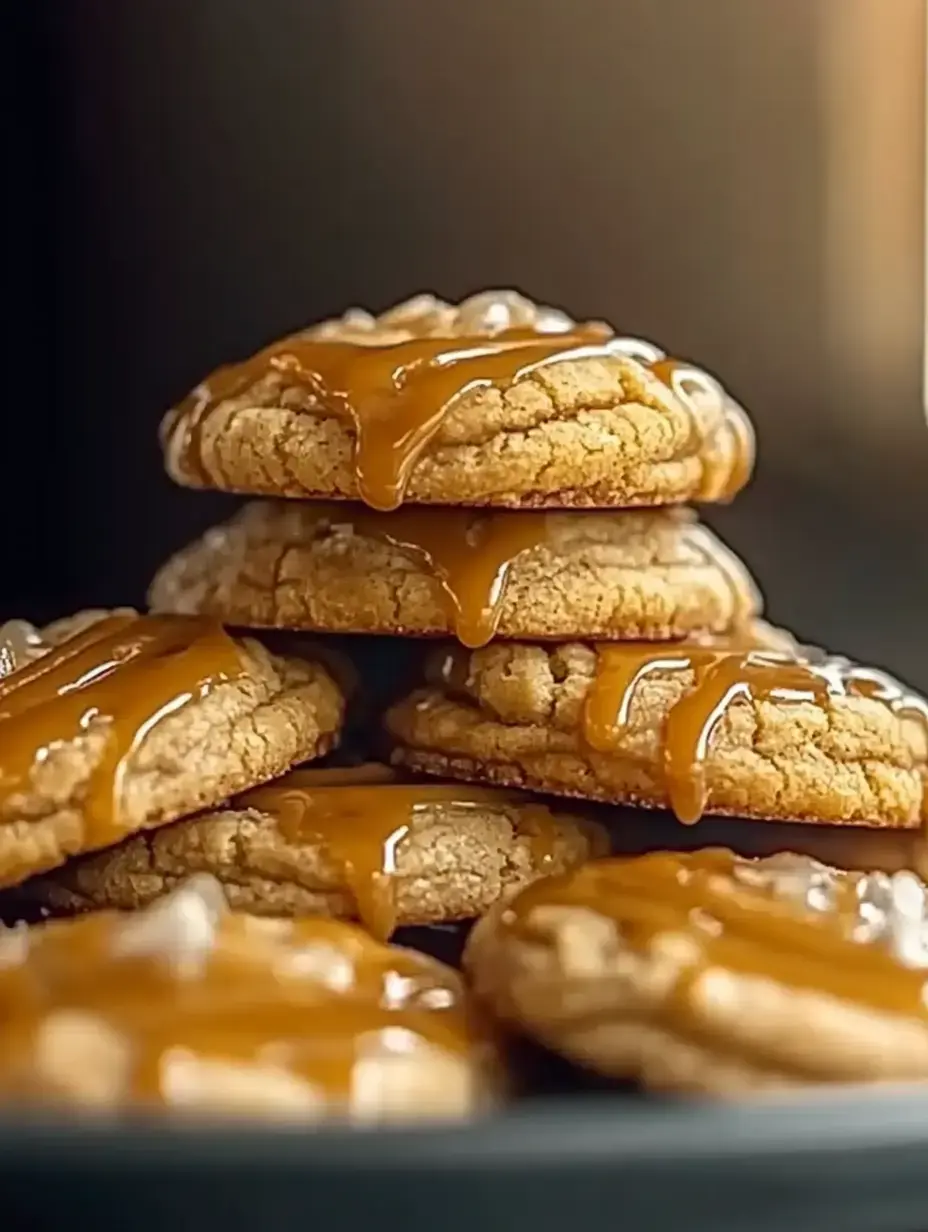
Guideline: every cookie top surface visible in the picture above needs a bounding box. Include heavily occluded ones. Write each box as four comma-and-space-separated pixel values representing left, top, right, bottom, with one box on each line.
0, 610, 344, 887
386, 629, 928, 827
20, 763, 606, 939
149, 501, 761, 646
465, 849, 928, 1090
160, 290, 754, 511
498, 849, 928, 986
0, 875, 494, 1120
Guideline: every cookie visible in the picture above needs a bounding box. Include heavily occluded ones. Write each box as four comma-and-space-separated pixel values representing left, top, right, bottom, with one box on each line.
465, 849, 928, 1093
385, 632, 928, 827
18, 764, 606, 940
0, 610, 344, 888
149, 501, 760, 646
160, 290, 754, 511
0, 874, 497, 1120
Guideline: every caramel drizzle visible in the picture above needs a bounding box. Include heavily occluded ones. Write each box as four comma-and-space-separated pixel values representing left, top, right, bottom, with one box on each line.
583, 640, 928, 825
239, 764, 561, 939
177, 327, 752, 511
505, 851, 928, 1020
0, 904, 476, 1103
0, 614, 244, 859
324, 504, 560, 647
306, 504, 752, 648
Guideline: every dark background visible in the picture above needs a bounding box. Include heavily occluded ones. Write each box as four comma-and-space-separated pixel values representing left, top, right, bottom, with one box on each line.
8, 0, 928, 684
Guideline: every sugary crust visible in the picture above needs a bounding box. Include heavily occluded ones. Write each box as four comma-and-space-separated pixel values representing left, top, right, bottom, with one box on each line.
0, 612, 345, 887
385, 641, 927, 827
17, 795, 605, 929
149, 502, 760, 641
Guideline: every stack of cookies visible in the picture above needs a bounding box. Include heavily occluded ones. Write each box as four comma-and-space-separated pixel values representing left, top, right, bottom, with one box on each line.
4, 287, 928, 1111
140, 288, 769, 942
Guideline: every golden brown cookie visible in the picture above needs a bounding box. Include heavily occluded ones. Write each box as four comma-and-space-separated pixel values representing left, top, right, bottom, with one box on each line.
0, 610, 344, 888
18, 764, 606, 940
386, 632, 928, 827
160, 290, 754, 511
0, 875, 497, 1120
465, 849, 928, 1094
149, 501, 760, 646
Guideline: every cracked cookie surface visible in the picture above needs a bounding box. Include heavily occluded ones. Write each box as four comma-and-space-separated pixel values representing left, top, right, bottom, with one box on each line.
18, 764, 606, 938
160, 290, 754, 509
385, 636, 928, 827
0, 611, 344, 888
149, 501, 760, 643
465, 850, 928, 1093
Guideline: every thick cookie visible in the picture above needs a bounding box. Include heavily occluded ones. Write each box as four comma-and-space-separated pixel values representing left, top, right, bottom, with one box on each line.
160, 290, 754, 511
0, 875, 497, 1120
0, 610, 344, 888
465, 850, 928, 1093
19, 764, 606, 940
386, 633, 928, 827
149, 501, 760, 646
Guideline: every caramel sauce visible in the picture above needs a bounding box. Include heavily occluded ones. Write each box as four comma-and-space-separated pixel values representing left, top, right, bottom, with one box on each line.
176, 321, 752, 511
505, 852, 928, 1020
583, 639, 928, 825
321, 503, 559, 646
238, 764, 562, 939
306, 503, 751, 648
0, 614, 244, 861
0, 887, 480, 1110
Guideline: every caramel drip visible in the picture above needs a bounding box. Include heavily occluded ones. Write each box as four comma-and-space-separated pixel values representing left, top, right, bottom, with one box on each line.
0, 614, 244, 853
311, 503, 750, 647
0, 900, 476, 1106
506, 852, 928, 1019
584, 641, 928, 825
183, 327, 610, 510
239, 766, 561, 939
328, 505, 559, 647
178, 323, 752, 510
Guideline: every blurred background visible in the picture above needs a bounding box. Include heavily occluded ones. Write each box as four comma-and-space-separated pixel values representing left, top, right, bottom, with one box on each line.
7, 0, 928, 683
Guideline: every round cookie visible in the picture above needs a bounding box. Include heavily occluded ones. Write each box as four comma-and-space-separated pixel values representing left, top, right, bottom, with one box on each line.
0, 875, 497, 1120
149, 501, 760, 645
385, 632, 928, 828
17, 764, 607, 940
0, 610, 344, 888
465, 849, 928, 1094
160, 290, 754, 512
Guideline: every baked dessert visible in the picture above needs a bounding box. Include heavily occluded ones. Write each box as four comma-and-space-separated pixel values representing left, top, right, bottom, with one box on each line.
386, 633, 928, 827
17, 764, 606, 940
465, 849, 928, 1093
0, 874, 496, 1119
160, 290, 754, 511
149, 501, 759, 645
0, 610, 344, 887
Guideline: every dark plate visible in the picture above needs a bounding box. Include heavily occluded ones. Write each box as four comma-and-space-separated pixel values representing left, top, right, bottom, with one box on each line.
2, 1092, 928, 1232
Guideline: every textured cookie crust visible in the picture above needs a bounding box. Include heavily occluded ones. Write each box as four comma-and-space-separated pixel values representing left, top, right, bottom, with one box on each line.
0, 612, 344, 888
386, 641, 928, 827
465, 854, 928, 1093
149, 502, 760, 641
20, 792, 605, 930
160, 293, 753, 508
